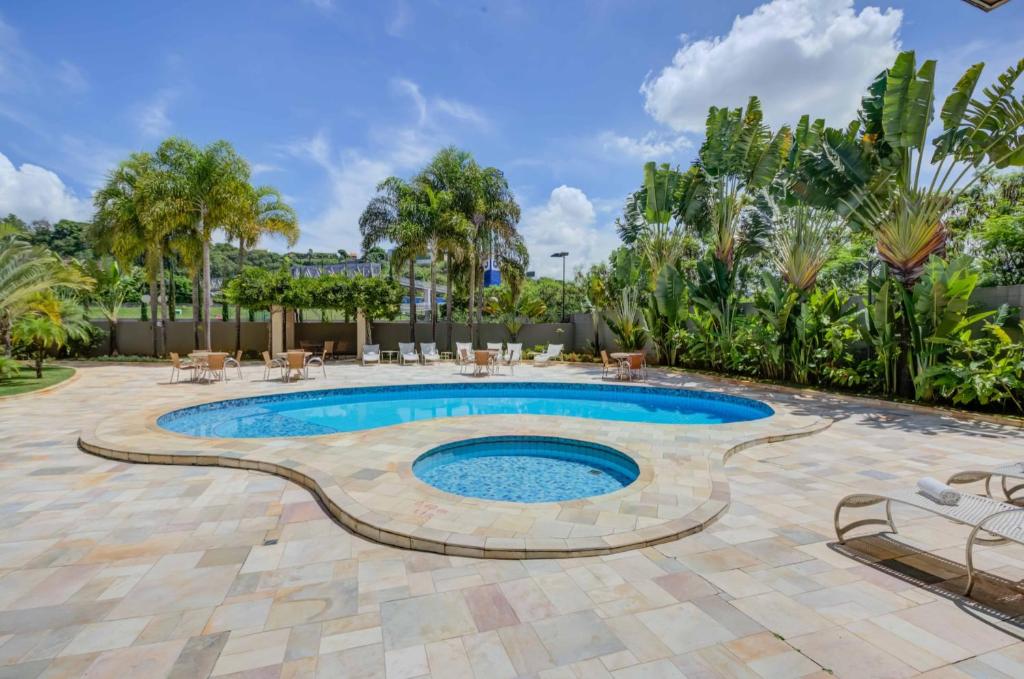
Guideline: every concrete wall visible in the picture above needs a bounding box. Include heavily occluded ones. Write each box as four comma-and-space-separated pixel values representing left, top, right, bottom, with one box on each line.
90, 320, 270, 357
294, 323, 358, 355
972, 285, 1024, 319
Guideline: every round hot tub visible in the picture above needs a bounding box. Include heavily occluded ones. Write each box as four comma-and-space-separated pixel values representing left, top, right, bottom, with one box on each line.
412, 435, 640, 503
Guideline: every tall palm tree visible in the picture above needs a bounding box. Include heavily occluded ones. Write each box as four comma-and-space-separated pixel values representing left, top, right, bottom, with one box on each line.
91, 152, 168, 355
150, 138, 250, 350
359, 176, 426, 341
225, 185, 299, 351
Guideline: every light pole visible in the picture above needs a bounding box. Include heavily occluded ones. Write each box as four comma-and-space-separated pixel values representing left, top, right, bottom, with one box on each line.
550, 251, 568, 322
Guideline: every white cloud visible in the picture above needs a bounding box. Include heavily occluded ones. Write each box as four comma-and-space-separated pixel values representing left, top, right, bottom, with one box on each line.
392, 78, 489, 130
386, 0, 412, 37
597, 130, 691, 160
641, 0, 902, 132
283, 128, 433, 252
519, 186, 618, 278
134, 90, 176, 137
55, 60, 88, 92
0, 151, 91, 223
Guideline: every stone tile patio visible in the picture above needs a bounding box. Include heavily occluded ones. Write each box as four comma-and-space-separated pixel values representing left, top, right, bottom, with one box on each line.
1, 360, 1023, 677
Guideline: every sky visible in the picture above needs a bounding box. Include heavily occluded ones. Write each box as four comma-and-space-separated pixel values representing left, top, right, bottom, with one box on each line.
1, 0, 1023, 277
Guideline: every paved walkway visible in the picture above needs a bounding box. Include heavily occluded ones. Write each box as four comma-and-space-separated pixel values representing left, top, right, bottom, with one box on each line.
1, 361, 1023, 678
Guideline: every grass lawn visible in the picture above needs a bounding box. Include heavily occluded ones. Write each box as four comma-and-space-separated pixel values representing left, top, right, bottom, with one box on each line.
0, 365, 75, 397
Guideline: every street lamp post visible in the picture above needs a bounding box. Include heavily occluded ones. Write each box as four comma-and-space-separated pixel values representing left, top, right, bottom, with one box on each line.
550, 251, 569, 322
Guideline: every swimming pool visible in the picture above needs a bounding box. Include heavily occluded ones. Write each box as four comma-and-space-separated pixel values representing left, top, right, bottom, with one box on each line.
413, 436, 640, 503
157, 382, 773, 438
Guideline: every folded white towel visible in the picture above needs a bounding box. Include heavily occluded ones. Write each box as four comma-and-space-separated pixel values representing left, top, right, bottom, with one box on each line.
917, 477, 960, 505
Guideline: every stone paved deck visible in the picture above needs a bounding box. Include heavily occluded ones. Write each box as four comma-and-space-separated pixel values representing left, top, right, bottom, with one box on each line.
1, 361, 1024, 677
79, 375, 828, 559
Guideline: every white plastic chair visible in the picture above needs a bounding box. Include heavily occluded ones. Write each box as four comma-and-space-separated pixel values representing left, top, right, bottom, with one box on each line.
362, 344, 380, 366
532, 344, 563, 365
420, 342, 441, 364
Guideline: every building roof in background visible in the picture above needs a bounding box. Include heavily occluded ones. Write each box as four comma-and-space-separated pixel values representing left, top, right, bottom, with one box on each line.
291, 262, 382, 279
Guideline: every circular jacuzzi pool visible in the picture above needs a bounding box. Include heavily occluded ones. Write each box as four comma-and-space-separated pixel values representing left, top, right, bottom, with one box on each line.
157, 382, 773, 438
412, 436, 640, 503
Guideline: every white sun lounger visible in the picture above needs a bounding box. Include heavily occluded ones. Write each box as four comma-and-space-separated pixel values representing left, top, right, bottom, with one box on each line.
532, 343, 563, 365
834, 488, 1024, 595
948, 464, 1024, 503
398, 342, 419, 365
420, 342, 441, 364
362, 344, 380, 366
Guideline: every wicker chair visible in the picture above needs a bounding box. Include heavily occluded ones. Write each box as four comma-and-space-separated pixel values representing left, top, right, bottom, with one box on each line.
201, 353, 227, 383
305, 347, 328, 378
224, 350, 244, 380
169, 352, 198, 383
261, 351, 285, 381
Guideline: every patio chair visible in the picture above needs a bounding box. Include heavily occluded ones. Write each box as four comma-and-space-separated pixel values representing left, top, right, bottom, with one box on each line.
305, 347, 328, 378
455, 342, 473, 366
398, 342, 419, 365
504, 343, 522, 374
458, 348, 474, 375
362, 344, 380, 366
224, 350, 244, 380
262, 351, 285, 381
473, 350, 494, 377
600, 350, 624, 380
420, 342, 441, 364
532, 344, 563, 365
323, 340, 335, 361
947, 465, 1024, 504
834, 483, 1024, 596
486, 342, 505, 360
625, 353, 647, 381
200, 353, 227, 383
169, 352, 198, 383
284, 351, 306, 382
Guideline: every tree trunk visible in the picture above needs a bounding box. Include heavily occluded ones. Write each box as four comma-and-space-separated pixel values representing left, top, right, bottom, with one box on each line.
192, 273, 201, 350
109, 319, 118, 356
202, 214, 212, 351
1, 314, 11, 356
429, 244, 438, 343
148, 278, 159, 356
168, 258, 177, 321
34, 350, 43, 379
445, 253, 453, 351
408, 259, 416, 342
157, 256, 168, 356
467, 248, 476, 347
235, 244, 246, 353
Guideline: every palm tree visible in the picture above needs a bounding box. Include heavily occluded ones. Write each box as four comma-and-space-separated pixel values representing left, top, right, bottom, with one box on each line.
359, 176, 425, 341
484, 286, 547, 341
85, 258, 138, 355
150, 138, 250, 350
225, 185, 299, 351
0, 225, 91, 355
12, 294, 92, 378
91, 152, 168, 355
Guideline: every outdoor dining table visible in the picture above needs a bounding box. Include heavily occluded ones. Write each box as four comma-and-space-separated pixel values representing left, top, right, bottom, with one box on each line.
610, 352, 645, 380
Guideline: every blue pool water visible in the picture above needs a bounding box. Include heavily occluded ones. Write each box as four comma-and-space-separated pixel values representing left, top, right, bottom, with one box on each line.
413, 436, 640, 502
157, 382, 772, 438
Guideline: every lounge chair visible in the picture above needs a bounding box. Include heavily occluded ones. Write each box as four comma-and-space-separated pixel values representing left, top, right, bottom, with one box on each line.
532, 344, 563, 365
420, 342, 441, 364
398, 342, 419, 365
305, 347, 328, 378
224, 350, 244, 380
948, 465, 1024, 504
284, 351, 306, 382
169, 352, 198, 383
262, 351, 285, 381
834, 486, 1024, 596
504, 343, 522, 374
362, 344, 380, 366
200, 353, 227, 383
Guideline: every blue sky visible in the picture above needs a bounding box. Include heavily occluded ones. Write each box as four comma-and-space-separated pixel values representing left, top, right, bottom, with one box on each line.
1, 0, 1023, 276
